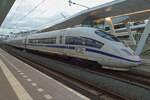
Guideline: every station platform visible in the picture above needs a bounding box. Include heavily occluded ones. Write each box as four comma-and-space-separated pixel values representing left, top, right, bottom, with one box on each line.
0, 48, 89, 100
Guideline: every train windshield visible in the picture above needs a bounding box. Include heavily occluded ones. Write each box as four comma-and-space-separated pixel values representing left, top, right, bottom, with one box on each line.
95, 30, 120, 42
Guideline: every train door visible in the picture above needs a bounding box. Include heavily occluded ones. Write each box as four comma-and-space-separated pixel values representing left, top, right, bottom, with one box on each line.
25, 35, 28, 49
74, 37, 86, 58
65, 36, 86, 58
58, 30, 66, 55
23, 35, 28, 49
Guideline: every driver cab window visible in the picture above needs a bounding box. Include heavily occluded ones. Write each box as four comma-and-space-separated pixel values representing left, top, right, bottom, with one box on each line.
95, 30, 120, 42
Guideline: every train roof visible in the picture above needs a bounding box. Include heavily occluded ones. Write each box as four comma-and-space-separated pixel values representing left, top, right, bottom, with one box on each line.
28, 27, 97, 39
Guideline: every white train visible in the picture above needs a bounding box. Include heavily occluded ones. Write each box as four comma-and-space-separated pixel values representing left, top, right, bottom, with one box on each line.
6, 27, 141, 71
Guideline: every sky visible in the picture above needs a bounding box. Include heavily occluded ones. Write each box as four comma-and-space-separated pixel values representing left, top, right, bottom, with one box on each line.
0, 0, 114, 34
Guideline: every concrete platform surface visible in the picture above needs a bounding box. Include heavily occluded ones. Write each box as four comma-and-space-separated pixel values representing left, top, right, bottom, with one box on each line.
0, 48, 90, 100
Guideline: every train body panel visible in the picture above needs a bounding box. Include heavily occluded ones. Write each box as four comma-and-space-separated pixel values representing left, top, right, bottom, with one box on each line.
7, 37, 25, 49
6, 27, 141, 71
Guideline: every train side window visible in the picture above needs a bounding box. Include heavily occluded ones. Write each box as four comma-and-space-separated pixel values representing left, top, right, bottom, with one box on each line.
59, 36, 63, 44
65, 36, 103, 49
29, 37, 56, 44
65, 36, 82, 45
50, 37, 56, 44
29, 39, 37, 43
81, 37, 104, 49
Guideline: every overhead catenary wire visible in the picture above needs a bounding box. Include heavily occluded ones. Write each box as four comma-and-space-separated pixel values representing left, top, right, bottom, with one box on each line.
30, 11, 69, 30
3, 0, 51, 33
9, 0, 22, 18
30, 2, 51, 18
8, 0, 89, 32
3, 0, 22, 26
13, 0, 47, 26
3, 0, 43, 30
68, 0, 89, 9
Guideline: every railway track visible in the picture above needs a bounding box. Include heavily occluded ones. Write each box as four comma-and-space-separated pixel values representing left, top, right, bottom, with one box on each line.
2, 45, 150, 100
40, 49, 150, 89
87, 68, 150, 90
52, 55, 150, 89
27, 47, 150, 90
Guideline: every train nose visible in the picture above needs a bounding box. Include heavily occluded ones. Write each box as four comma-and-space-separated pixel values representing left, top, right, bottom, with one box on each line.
122, 55, 142, 67
119, 48, 142, 67
131, 56, 142, 65
117, 57, 141, 71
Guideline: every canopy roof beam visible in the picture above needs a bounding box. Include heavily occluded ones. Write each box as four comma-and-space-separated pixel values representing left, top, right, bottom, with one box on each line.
135, 17, 150, 55
125, 21, 136, 45
105, 17, 116, 36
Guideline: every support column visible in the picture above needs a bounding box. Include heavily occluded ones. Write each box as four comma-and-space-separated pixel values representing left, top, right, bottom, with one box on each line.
125, 22, 136, 45
135, 17, 150, 55
105, 17, 116, 35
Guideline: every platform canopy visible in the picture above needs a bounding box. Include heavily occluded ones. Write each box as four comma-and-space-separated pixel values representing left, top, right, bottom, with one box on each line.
41, 0, 150, 32
0, 0, 15, 26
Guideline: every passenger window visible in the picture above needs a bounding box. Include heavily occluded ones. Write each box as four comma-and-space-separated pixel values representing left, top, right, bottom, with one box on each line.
29, 37, 56, 44
65, 36, 104, 49
29, 39, 37, 43
65, 36, 82, 45
81, 37, 104, 49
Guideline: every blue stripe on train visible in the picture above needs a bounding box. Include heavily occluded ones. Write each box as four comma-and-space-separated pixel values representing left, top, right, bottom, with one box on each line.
85, 48, 141, 63
27, 44, 75, 49
27, 44, 141, 63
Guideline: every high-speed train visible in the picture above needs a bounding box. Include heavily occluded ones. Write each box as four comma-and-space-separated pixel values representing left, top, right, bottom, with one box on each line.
6, 27, 141, 71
